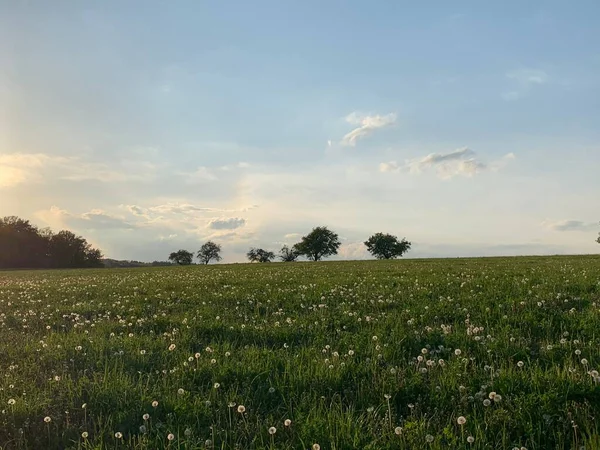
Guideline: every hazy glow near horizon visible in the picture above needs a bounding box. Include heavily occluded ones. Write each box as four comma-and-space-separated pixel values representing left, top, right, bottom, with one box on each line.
1, 2, 599, 262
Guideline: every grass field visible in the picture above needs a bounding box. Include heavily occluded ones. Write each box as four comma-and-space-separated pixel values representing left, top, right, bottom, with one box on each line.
0, 255, 599, 449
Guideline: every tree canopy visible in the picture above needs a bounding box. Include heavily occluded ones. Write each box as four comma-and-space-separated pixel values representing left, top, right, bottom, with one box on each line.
293, 226, 341, 261
247, 248, 275, 263
197, 241, 222, 265
168, 250, 194, 265
279, 245, 299, 262
364, 232, 411, 259
0, 216, 103, 269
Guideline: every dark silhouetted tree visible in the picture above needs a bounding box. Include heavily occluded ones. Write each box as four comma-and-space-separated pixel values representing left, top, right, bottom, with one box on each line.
364, 232, 411, 259
0, 216, 102, 269
197, 241, 222, 265
279, 245, 299, 262
247, 248, 275, 263
293, 226, 341, 261
168, 250, 194, 265
49, 230, 104, 268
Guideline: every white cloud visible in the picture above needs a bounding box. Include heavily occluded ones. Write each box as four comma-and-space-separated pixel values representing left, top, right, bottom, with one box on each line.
541, 219, 598, 232
507, 69, 548, 85
504, 69, 548, 101
0, 153, 68, 187
284, 233, 301, 240
181, 166, 218, 184
207, 217, 246, 230
38, 206, 134, 230
380, 148, 515, 179
0, 152, 160, 187
341, 112, 397, 147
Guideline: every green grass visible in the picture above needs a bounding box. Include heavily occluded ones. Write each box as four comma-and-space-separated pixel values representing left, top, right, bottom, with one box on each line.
0, 255, 599, 449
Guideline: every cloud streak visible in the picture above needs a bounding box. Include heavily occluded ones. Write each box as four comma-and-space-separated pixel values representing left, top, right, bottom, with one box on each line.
542, 219, 598, 232
207, 217, 246, 230
340, 112, 397, 147
380, 148, 515, 179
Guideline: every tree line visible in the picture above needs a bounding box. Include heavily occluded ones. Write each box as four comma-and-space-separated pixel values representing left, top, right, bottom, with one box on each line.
169, 226, 412, 265
0, 216, 103, 269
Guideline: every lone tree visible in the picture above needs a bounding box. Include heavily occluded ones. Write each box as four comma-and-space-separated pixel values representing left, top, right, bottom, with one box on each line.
168, 249, 194, 265
293, 226, 341, 261
279, 245, 299, 262
197, 241, 222, 265
364, 232, 411, 259
247, 247, 275, 263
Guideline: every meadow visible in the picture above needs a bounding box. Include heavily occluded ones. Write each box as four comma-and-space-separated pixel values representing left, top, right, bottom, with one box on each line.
0, 255, 599, 450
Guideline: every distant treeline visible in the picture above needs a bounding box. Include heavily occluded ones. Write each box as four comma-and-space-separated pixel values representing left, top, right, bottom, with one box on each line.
101, 259, 175, 268
0, 216, 103, 269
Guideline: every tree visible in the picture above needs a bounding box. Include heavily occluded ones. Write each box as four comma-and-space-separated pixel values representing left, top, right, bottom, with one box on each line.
168, 250, 194, 265
0, 216, 102, 269
293, 226, 341, 261
364, 232, 411, 260
197, 241, 222, 265
247, 247, 275, 263
49, 230, 104, 268
279, 245, 299, 262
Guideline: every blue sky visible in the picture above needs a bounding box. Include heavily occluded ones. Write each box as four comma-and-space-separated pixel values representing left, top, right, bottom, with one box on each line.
1, 1, 599, 262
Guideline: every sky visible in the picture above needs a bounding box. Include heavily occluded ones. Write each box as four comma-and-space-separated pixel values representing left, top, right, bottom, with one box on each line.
1, 1, 599, 262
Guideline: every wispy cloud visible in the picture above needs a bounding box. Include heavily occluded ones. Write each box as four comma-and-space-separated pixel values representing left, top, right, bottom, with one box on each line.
541, 219, 598, 232
380, 148, 515, 179
503, 68, 548, 101
340, 112, 397, 147
207, 217, 246, 230
38, 206, 134, 231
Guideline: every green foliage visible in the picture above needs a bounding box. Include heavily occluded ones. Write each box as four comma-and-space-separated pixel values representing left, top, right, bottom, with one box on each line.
0, 216, 103, 269
197, 241, 222, 265
0, 255, 598, 449
293, 226, 341, 261
279, 245, 299, 262
247, 248, 276, 263
364, 232, 411, 259
168, 249, 194, 265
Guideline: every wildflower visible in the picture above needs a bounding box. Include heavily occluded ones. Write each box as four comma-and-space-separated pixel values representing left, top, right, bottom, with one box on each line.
268, 426, 277, 435
115, 432, 123, 439
425, 434, 434, 443
152, 400, 159, 408
581, 359, 588, 365
483, 399, 491, 406
44, 416, 51, 423
214, 383, 220, 389
177, 388, 185, 395
517, 361, 524, 368
312, 445, 321, 450
168, 344, 176, 351
457, 416, 467, 425
167, 433, 175, 441
205, 440, 212, 447
284, 419, 291, 426
140, 425, 147, 433
488, 391, 497, 399
268, 387, 275, 394
467, 436, 475, 444
143, 413, 150, 420
82, 431, 88, 439
237, 405, 246, 413
394, 426, 402, 435
454, 349, 462, 356
7, 399, 15, 405
348, 350, 355, 356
